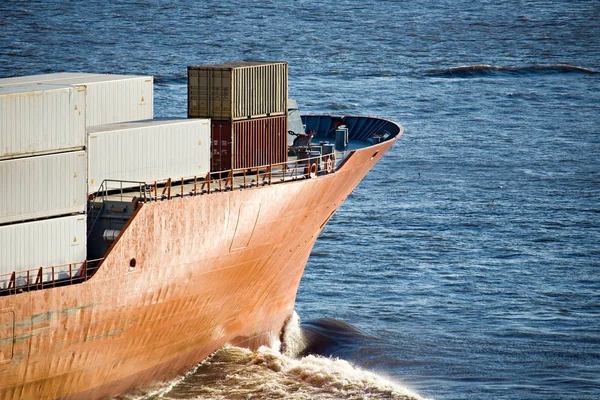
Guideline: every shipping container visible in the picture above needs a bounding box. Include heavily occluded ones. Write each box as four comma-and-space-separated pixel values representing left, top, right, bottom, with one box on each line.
46, 74, 154, 126
0, 150, 87, 224
211, 120, 232, 172
211, 115, 288, 172
0, 72, 153, 127
0, 84, 86, 159
87, 118, 210, 193
0, 72, 97, 87
188, 61, 287, 121
0, 214, 87, 288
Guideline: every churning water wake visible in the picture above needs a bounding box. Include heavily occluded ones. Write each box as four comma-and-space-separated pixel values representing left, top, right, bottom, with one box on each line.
125, 313, 426, 400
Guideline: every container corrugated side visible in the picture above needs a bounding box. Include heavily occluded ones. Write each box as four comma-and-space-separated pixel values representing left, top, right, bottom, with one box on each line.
210, 115, 288, 172
189, 67, 232, 120
232, 63, 287, 120
210, 121, 233, 172
233, 115, 287, 169
188, 62, 287, 120
0, 73, 153, 127
87, 119, 210, 193
0, 150, 87, 224
42, 75, 154, 126
0, 215, 87, 288
0, 85, 86, 159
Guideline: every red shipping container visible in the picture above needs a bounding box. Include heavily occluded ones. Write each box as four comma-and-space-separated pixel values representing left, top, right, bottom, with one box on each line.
210, 116, 287, 172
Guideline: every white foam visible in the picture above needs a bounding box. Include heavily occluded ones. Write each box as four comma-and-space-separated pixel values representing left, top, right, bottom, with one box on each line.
119, 312, 430, 399
141, 345, 430, 400
280, 311, 307, 357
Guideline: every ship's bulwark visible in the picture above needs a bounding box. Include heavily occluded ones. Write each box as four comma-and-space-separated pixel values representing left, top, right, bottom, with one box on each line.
0, 137, 398, 400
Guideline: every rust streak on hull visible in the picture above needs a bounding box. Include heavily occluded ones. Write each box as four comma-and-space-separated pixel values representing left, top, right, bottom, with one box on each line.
0, 137, 398, 400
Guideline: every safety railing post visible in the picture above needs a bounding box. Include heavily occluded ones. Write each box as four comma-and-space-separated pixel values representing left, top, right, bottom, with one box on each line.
8, 272, 15, 294
81, 261, 87, 282
36, 267, 43, 289
228, 170, 233, 189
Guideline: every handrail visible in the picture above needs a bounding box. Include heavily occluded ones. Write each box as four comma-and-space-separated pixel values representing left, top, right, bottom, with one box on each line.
95, 151, 341, 203
95, 179, 149, 202
87, 179, 149, 237
0, 258, 104, 297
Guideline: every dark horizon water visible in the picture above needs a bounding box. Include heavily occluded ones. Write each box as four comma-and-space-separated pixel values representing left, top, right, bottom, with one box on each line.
1, 0, 599, 399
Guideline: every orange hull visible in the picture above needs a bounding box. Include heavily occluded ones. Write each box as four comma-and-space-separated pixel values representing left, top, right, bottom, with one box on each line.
0, 137, 398, 399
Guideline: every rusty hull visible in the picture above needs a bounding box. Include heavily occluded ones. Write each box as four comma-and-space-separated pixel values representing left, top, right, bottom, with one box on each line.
0, 136, 398, 399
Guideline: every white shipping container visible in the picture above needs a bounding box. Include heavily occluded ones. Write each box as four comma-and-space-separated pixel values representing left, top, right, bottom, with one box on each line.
0, 84, 86, 159
0, 214, 87, 288
0, 72, 96, 87
0, 150, 87, 224
46, 74, 154, 126
0, 72, 153, 127
87, 119, 211, 193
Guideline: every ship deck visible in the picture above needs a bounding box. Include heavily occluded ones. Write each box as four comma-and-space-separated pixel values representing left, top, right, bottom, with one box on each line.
94, 140, 365, 204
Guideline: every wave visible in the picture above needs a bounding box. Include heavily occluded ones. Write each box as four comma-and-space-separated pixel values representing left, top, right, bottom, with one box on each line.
152, 73, 187, 86
131, 345, 427, 400
124, 314, 429, 400
298, 317, 378, 357
427, 64, 598, 77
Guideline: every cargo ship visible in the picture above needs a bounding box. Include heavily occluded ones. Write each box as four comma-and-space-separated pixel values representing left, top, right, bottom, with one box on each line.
0, 62, 403, 399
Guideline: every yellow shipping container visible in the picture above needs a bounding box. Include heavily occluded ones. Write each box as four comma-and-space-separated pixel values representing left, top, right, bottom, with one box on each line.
188, 61, 288, 121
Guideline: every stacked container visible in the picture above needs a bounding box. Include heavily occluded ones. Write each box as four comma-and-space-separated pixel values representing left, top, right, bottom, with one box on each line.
0, 71, 154, 287
87, 119, 210, 192
0, 215, 87, 287
0, 151, 87, 224
0, 84, 86, 158
188, 61, 288, 172
0, 72, 154, 126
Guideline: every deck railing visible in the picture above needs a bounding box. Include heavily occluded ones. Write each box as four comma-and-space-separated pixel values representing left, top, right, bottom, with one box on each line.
0, 259, 104, 297
92, 151, 339, 203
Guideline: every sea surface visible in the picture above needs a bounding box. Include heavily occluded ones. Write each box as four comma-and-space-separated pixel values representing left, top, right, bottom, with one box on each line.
1, 0, 599, 399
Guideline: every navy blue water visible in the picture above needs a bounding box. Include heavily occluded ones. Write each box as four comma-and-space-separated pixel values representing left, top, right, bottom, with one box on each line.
1, 1, 599, 399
